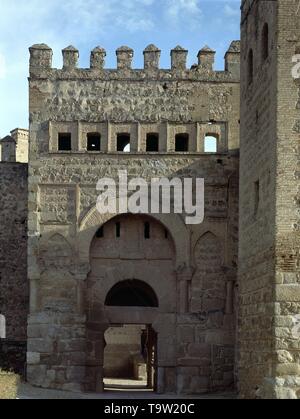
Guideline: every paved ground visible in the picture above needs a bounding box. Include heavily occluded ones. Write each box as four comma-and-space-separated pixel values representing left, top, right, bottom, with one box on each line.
17, 381, 236, 399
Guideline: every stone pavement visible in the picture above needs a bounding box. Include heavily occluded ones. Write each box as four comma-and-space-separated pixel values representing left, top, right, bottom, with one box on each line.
17, 382, 236, 400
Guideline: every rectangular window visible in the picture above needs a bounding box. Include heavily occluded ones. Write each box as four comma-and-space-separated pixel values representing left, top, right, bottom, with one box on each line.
146, 133, 159, 152
58, 133, 72, 151
205, 135, 218, 153
96, 226, 104, 238
175, 134, 189, 152
87, 133, 101, 151
116, 222, 121, 238
117, 134, 130, 152
144, 222, 150, 239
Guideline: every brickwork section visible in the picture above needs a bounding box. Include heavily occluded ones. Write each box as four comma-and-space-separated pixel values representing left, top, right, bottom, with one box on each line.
239, 0, 300, 399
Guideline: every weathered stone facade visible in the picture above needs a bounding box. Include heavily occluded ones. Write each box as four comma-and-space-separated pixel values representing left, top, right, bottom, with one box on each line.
239, 0, 300, 399
24, 41, 240, 394
0, 0, 299, 399
0, 163, 28, 375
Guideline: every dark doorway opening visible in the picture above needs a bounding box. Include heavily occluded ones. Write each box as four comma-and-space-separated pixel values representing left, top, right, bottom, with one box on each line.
104, 324, 157, 392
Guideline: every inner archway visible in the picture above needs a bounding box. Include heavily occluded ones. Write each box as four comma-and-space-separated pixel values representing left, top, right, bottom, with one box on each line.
105, 280, 159, 308
85, 214, 176, 393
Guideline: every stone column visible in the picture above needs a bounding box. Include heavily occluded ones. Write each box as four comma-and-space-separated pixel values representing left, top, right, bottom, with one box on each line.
156, 367, 165, 394
74, 264, 90, 314
85, 325, 108, 393
176, 266, 194, 314
222, 266, 237, 315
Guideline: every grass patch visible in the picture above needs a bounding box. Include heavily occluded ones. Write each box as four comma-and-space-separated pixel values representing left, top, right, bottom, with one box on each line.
0, 370, 20, 399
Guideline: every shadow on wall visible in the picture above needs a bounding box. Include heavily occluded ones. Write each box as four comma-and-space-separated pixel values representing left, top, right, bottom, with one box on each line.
0, 314, 27, 377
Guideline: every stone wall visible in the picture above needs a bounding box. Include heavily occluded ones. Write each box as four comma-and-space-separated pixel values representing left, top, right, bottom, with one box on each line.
0, 163, 28, 375
239, 0, 300, 399
0, 340, 27, 376
273, 0, 300, 400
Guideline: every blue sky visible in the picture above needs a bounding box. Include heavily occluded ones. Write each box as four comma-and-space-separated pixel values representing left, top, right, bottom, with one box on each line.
0, 0, 240, 137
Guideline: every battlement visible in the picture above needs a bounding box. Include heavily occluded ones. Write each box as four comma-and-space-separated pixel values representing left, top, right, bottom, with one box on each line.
29, 42, 240, 81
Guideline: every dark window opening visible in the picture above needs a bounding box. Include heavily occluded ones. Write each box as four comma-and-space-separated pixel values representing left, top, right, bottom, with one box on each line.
262, 23, 269, 62
117, 134, 130, 152
165, 229, 169, 239
116, 222, 121, 238
96, 226, 104, 238
254, 180, 260, 216
105, 280, 159, 308
58, 133, 72, 151
146, 133, 159, 152
175, 134, 189, 152
248, 49, 254, 85
87, 133, 101, 151
144, 222, 150, 239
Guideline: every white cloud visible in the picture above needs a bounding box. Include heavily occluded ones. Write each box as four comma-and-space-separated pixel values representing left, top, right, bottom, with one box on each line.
165, 0, 202, 27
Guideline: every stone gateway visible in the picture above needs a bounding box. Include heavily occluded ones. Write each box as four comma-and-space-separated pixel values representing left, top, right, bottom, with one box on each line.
0, 0, 299, 399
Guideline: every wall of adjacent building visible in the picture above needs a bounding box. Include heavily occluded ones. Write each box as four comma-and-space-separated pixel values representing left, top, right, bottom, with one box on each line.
0, 162, 28, 375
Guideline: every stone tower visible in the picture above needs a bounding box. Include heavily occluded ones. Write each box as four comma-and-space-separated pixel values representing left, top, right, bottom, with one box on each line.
0, 128, 29, 163
239, 0, 300, 399
10, 128, 29, 163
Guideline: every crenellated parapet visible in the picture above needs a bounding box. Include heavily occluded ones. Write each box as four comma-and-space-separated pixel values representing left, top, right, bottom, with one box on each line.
116, 46, 134, 70
29, 44, 53, 73
62, 45, 79, 70
144, 44, 161, 70
29, 42, 240, 81
197, 46, 216, 71
171, 46, 188, 70
225, 41, 241, 77
90, 46, 106, 70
